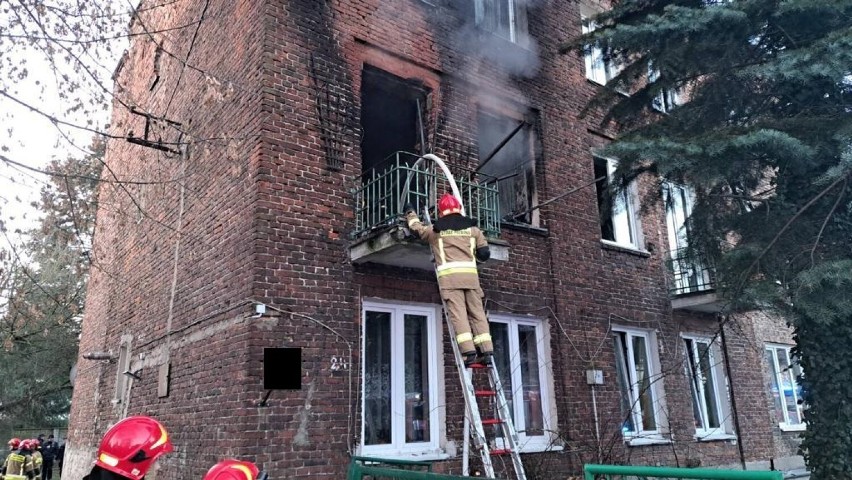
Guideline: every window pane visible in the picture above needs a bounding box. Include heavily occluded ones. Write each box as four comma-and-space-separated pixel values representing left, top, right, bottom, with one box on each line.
491, 322, 514, 437
765, 349, 786, 424
612, 190, 635, 245
613, 332, 635, 433
698, 342, 721, 429
594, 158, 615, 241
518, 325, 543, 435
365, 311, 391, 445
404, 314, 430, 443
776, 348, 801, 424
632, 335, 657, 430
684, 339, 705, 429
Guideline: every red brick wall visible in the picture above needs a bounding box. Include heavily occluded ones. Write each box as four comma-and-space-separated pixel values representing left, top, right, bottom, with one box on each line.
68, 0, 793, 478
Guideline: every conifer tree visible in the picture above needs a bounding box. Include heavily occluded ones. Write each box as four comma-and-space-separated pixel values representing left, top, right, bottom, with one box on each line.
568, 1, 852, 477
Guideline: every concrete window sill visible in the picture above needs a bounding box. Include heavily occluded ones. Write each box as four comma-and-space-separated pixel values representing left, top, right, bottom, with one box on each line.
624, 436, 671, 447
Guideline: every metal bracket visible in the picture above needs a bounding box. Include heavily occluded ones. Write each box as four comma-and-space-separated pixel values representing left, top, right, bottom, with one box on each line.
126, 107, 183, 154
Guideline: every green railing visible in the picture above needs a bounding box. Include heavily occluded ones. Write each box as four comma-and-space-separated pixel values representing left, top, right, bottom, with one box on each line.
584, 464, 784, 480
353, 152, 501, 239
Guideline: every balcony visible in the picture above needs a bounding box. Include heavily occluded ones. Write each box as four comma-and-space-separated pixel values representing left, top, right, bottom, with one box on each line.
668, 247, 723, 312
350, 152, 508, 271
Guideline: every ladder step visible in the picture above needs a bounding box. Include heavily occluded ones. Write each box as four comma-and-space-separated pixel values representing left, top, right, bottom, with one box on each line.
474, 390, 496, 397
481, 418, 504, 425
468, 363, 489, 369
490, 448, 512, 456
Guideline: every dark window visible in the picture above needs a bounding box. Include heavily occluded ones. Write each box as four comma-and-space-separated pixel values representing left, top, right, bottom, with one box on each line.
476, 111, 536, 224
360, 66, 427, 174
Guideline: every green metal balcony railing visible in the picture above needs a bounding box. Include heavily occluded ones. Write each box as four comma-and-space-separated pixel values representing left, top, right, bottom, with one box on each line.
668, 246, 716, 296
353, 152, 501, 239
584, 464, 783, 480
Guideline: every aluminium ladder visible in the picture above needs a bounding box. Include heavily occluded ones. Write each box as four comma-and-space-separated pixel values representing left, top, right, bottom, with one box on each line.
440, 301, 527, 480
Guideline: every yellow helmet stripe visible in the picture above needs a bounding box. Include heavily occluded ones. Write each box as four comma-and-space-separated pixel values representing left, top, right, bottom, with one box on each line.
150, 424, 169, 449
231, 464, 254, 480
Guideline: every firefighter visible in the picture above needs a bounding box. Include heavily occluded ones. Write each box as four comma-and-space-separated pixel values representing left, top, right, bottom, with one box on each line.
28, 441, 41, 480
1, 438, 35, 480
204, 459, 267, 480
82, 416, 174, 480
6, 439, 20, 453
405, 193, 493, 366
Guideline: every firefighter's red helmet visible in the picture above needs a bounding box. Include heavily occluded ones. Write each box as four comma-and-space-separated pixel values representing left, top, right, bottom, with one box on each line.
30, 439, 40, 449
204, 459, 262, 480
95, 416, 173, 480
438, 193, 462, 217
19, 439, 33, 450
8, 438, 20, 449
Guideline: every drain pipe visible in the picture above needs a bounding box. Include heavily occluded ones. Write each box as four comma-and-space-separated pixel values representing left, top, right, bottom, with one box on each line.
719, 315, 747, 470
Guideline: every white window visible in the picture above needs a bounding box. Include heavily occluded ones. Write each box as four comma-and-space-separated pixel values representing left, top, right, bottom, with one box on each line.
683, 336, 734, 439
664, 183, 713, 294
361, 301, 443, 457
613, 328, 667, 442
489, 314, 557, 452
582, 16, 620, 85
648, 66, 681, 113
765, 345, 805, 431
594, 157, 642, 249
475, 0, 529, 44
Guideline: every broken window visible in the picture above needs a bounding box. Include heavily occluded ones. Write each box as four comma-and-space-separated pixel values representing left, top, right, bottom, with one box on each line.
362, 302, 440, 456
360, 66, 428, 175
477, 111, 537, 225
475, 0, 529, 44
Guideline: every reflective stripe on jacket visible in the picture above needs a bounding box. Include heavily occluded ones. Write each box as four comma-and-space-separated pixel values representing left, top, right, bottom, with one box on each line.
407, 212, 488, 290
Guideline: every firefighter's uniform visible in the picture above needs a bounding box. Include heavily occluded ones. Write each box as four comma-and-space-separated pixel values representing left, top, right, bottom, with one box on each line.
407, 210, 493, 354
30, 450, 41, 480
1, 450, 34, 480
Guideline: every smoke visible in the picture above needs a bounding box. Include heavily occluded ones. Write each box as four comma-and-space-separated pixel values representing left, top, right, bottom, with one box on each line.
450, 0, 543, 80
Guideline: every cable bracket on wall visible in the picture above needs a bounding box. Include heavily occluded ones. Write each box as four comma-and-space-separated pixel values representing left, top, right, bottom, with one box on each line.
126, 107, 183, 154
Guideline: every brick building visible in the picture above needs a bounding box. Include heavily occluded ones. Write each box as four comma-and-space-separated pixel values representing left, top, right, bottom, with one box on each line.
65, 0, 804, 478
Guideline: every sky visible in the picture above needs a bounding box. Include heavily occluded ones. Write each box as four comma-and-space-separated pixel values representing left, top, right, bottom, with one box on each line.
0, 3, 129, 248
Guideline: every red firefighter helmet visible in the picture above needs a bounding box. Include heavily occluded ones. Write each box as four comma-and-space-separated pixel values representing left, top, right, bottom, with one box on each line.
438, 193, 462, 217
95, 416, 173, 480
204, 459, 264, 480
8, 438, 20, 449
30, 439, 40, 449
19, 439, 33, 450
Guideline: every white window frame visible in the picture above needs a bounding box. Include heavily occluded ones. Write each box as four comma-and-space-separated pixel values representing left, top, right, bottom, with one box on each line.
664, 182, 713, 293
682, 335, 736, 440
360, 300, 445, 458
612, 327, 668, 444
648, 67, 681, 113
582, 15, 620, 85
112, 337, 132, 404
595, 156, 643, 250
489, 314, 559, 453
765, 344, 805, 432
475, 0, 527, 44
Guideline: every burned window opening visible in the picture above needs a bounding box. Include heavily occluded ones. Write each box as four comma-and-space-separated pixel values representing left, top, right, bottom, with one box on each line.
476, 110, 537, 225
360, 66, 428, 175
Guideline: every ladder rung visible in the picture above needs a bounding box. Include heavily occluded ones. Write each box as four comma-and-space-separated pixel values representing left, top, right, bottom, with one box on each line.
481, 418, 504, 425
490, 448, 512, 456
468, 363, 489, 369
474, 390, 496, 396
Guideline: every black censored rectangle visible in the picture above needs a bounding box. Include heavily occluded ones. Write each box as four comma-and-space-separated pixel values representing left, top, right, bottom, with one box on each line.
263, 348, 302, 390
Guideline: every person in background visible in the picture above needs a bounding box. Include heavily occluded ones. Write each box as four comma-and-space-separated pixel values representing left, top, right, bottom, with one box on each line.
54, 442, 64, 477
39, 436, 57, 480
